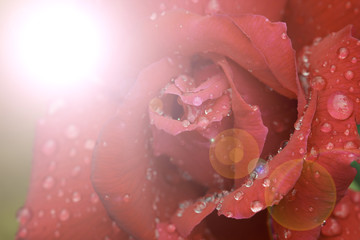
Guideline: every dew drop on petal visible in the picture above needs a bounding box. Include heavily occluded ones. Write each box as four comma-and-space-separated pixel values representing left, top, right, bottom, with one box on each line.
18, 228, 28, 238
90, 192, 99, 204
166, 224, 176, 233
262, 178, 271, 187
250, 201, 263, 213
284, 229, 292, 239
59, 209, 70, 222
254, 159, 269, 179
326, 142, 334, 150
84, 139, 95, 150
320, 122, 332, 133
42, 139, 57, 156
338, 47, 349, 60
72, 192, 81, 203
182, 120, 190, 127
344, 70, 354, 80
333, 202, 350, 218
321, 217, 342, 236
123, 194, 130, 203
330, 65, 336, 73
42, 176, 55, 190
344, 141, 357, 149
234, 191, 244, 201
310, 76, 326, 90
327, 92, 354, 120
16, 207, 32, 225
192, 96, 202, 106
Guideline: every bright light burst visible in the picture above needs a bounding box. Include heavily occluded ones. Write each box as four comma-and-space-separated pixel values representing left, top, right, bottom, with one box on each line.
15, 2, 103, 90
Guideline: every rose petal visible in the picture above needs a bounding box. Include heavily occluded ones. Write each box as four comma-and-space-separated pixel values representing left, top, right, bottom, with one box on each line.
137, 12, 299, 99
217, 59, 268, 156
299, 26, 360, 200
270, 219, 320, 240
170, 192, 218, 237
319, 190, 360, 239
92, 57, 206, 239
218, 91, 317, 219
285, 0, 360, 50
16, 86, 128, 239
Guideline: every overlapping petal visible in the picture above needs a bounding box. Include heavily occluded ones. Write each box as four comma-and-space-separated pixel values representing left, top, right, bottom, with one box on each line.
285, 0, 360, 50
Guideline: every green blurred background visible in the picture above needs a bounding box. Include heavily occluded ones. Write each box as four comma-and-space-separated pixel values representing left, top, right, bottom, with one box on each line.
0, 80, 45, 239
0, 2, 47, 238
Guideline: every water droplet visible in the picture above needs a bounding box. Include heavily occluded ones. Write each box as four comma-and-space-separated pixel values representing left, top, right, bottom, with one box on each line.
244, 178, 253, 187
311, 76, 326, 90
59, 209, 70, 221
65, 125, 79, 139
84, 139, 95, 150
16, 207, 32, 225
351, 57, 357, 63
284, 229, 292, 239
281, 33, 287, 39
262, 178, 271, 187
123, 194, 130, 203
72, 192, 81, 203
90, 193, 99, 204
42, 139, 57, 156
192, 96, 202, 106
250, 201, 263, 213
149, 12, 157, 21
225, 211, 233, 218
194, 201, 207, 213
321, 217, 342, 236
42, 176, 55, 190
338, 47, 349, 60
344, 141, 357, 149
314, 171, 321, 179
333, 202, 350, 218
297, 133, 305, 141
344, 70, 354, 80
234, 191, 244, 201
182, 120, 190, 127
254, 159, 269, 179
327, 92, 354, 120
205, 0, 220, 14
320, 122, 332, 133
326, 142, 334, 150
330, 65, 336, 73
166, 224, 176, 233
18, 228, 28, 238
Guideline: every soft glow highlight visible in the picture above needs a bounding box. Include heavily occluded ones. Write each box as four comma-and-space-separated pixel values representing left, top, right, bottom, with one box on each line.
15, 3, 102, 90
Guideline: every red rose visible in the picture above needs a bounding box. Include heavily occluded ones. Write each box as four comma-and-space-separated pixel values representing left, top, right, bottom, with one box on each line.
16, 0, 360, 240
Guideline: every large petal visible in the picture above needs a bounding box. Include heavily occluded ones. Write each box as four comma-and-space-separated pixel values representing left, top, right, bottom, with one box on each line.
217, 90, 317, 219
284, 0, 360, 50
133, 12, 299, 99
16, 86, 128, 239
299, 26, 360, 200
91, 57, 206, 239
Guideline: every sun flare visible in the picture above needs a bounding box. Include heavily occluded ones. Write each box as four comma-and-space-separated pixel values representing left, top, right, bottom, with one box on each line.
15, 2, 103, 90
